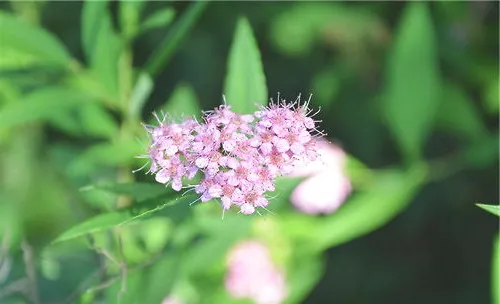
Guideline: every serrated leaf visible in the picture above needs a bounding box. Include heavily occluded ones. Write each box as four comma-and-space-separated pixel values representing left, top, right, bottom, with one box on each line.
161, 83, 201, 119
476, 204, 500, 217
52, 194, 197, 244
0, 87, 88, 129
383, 2, 441, 162
0, 11, 72, 66
224, 17, 268, 114
145, 1, 208, 76
129, 72, 154, 119
284, 165, 426, 251
140, 8, 176, 34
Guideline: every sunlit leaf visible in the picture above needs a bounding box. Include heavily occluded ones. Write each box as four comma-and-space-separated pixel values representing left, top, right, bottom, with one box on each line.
476, 204, 500, 217
140, 8, 176, 34
119, 0, 146, 39
145, 1, 208, 76
52, 194, 197, 244
129, 72, 154, 119
383, 2, 441, 162
0, 11, 72, 66
224, 17, 268, 114
161, 83, 201, 119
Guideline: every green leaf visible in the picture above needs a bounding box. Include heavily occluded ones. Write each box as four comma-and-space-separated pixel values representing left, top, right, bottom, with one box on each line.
81, 1, 121, 99
284, 165, 426, 251
52, 194, 197, 244
80, 182, 170, 202
493, 235, 499, 304
184, 213, 251, 275
285, 255, 324, 304
81, 1, 108, 59
224, 17, 268, 114
145, 1, 208, 76
47, 102, 118, 139
129, 72, 154, 119
476, 204, 500, 217
0, 87, 88, 129
437, 83, 488, 143
383, 2, 441, 162
68, 140, 142, 175
161, 83, 201, 119
0, 11, 72, 66
119, 0, 146, 40
140, 8, 176, 34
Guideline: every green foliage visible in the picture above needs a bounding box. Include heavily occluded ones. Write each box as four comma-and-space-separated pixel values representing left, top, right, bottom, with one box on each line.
476, 204, 500, 217
283, 165, 426, 252
0, 2, 497, 303
224, 17, 268, 114
81, 1, 122, 100
53, 194, 197, 244
0, 87, 88, 128
494, 235, 499, 304
437, 83, 489, 143
0, 11, 72, 66
145, 1, 208, 76
383, 2, 441, 162
129, 72, 154, 120
140, 8, 176, 34
161, 83, 202, 119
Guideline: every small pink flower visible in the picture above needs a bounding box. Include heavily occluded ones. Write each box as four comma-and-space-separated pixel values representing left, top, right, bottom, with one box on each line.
161, 295, 183, 304
225, 240, 287, 304
290, 140, 351, 214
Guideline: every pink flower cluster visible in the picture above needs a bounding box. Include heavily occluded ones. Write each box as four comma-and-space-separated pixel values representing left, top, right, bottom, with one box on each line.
143, 98, 321, 214
225, 240, 287, 304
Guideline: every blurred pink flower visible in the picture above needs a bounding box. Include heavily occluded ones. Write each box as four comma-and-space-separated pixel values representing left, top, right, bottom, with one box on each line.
290, 140, 351, 214
161, 295, 183, 304
225, 240, 287, 304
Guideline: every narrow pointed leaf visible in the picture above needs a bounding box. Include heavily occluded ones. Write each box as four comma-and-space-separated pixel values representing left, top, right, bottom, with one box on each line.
81, 1, 121, 98
224, 17, 268, 114
476, 204, 500, 217
383, 2, 441, 161
140, 8, 176, 34
52, 194, 197, 244
129, 72, 154, 119
145, 1, 208, 76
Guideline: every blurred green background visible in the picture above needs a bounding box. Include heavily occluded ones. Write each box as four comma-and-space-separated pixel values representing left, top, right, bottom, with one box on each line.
0, 1, 498, 304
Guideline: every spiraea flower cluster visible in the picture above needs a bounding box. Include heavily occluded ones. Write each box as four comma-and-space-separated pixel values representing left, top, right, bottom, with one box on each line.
141, 96, 322, 214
